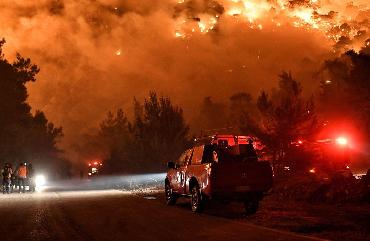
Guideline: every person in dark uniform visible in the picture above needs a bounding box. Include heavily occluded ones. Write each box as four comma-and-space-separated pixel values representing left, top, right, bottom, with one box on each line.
241, 138, 258, 162
2, 163, 13, 194
27, 163, 35, 192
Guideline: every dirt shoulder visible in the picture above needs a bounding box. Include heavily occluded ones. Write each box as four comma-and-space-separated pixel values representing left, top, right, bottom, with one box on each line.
246, 195, 370, 241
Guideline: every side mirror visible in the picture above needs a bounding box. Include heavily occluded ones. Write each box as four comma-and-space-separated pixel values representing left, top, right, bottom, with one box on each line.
167, 161, 175, 169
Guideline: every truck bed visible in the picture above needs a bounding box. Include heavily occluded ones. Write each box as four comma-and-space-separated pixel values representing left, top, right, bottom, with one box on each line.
211, 160, 273, 196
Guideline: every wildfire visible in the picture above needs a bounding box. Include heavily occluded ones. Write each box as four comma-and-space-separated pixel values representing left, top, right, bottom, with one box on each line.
173, 0, 370, 51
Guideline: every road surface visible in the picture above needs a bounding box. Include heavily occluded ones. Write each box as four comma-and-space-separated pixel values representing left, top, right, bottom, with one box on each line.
0, 188, 325, 241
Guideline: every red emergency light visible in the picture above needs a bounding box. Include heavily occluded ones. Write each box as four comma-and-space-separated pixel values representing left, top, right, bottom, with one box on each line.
335, 137, 348, 146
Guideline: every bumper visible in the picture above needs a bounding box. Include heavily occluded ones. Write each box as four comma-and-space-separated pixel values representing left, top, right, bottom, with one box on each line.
207, 188, 266, 201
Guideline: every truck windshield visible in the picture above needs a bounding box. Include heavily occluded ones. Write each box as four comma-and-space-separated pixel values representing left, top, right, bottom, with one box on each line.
218, 144, 258, 162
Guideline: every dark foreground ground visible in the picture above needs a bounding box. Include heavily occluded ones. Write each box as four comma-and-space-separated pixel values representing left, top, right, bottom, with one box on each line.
1, 175, 369, 241
0, 188, 324, 241
212, 195, 370, 241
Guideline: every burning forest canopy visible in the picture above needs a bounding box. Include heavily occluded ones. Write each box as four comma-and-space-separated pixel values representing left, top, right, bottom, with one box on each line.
0, 0, 369, 164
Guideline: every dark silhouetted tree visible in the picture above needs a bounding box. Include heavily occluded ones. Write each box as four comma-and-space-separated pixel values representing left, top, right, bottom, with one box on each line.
319, 49, 370, 139
253, 72, 317, 173
99, 109, 134, 173
137, 92, 189, 167
0, 39, 64, 175
98, 92, 190, 173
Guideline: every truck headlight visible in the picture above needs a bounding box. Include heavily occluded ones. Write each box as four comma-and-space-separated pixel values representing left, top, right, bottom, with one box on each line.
35, 175, 46, 187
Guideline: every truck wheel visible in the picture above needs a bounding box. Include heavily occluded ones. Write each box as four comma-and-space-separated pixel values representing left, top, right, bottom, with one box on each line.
165, 183, 177, 205
191, 185, 204, 213
244, 199, 259, 215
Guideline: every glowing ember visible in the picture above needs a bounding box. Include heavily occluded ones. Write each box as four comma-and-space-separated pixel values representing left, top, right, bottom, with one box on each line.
115, 49, 122, 56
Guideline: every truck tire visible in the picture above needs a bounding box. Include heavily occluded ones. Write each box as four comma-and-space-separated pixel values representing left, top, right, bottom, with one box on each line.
165, 182, 177, 205
191, 185, 204, 213
244, 199, 259, 215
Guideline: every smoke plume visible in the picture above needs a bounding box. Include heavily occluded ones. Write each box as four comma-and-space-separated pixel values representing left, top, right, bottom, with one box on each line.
0, 0, 369, 163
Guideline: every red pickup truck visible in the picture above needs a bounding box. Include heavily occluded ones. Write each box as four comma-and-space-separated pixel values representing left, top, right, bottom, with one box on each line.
165, 135, 273, 213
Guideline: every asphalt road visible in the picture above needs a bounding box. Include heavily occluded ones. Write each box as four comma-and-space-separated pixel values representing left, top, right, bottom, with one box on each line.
0, 188, 326, 241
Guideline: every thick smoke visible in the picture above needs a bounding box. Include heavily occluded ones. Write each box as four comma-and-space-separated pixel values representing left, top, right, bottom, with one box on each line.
0, 0, 368, 163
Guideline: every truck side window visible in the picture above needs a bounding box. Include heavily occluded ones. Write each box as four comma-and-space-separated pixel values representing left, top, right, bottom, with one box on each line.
176, 153, 186, 167
202, 144, 214, 164
178, 149, 193, 167
186, 149, 193, 166
191, 146, 204, 165
181, 155, 189, 167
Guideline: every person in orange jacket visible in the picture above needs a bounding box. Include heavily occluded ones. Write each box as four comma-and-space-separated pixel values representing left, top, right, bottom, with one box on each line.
17, 163, 27, 193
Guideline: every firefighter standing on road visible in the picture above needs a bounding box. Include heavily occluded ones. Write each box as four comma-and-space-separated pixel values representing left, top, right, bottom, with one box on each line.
245, 138, 258, 162
11, 170, 18, 192
2, 163, 13, 194
17, 163, 27, 193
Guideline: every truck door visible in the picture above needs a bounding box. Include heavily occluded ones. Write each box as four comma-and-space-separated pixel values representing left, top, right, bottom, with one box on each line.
174, 149, 193, 194
184, 145, 204, 193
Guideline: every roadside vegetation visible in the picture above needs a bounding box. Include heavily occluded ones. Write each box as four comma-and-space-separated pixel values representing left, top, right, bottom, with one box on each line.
96, 92, 190, 173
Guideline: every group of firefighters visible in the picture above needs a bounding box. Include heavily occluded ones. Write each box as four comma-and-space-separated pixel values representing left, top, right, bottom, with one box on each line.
1, 162, 35, 194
